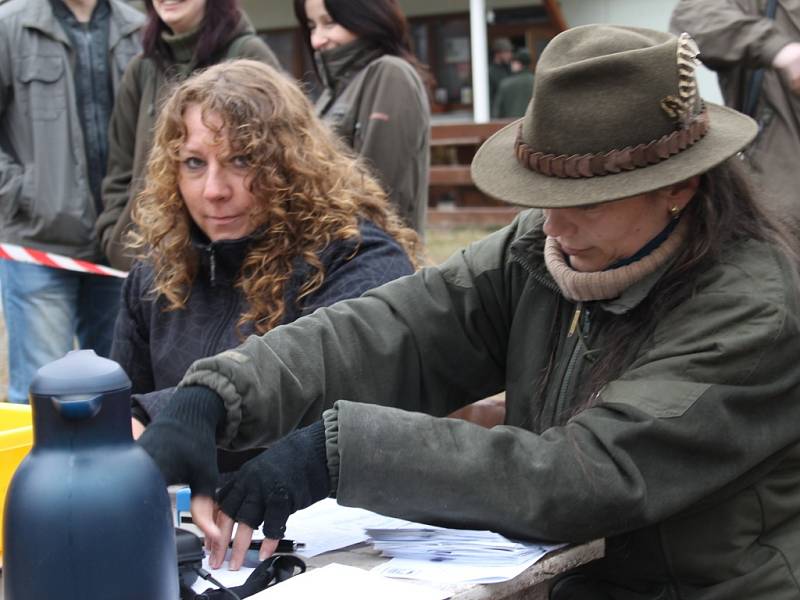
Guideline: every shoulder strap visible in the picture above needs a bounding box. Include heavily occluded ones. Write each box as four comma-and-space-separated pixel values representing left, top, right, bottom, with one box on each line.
742, 0, 780, 117
766, 0, 780, 19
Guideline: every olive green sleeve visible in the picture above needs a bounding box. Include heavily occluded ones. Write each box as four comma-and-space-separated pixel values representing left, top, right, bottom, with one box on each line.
670, 0, 793, 69
328, 281, 800, 542
97, 56, 144, 263
178, 215, 530, 450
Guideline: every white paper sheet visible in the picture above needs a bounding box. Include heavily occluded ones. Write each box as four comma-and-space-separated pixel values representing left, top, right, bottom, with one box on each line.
247, 563, 450, 600
280, 498, 411, 558
191, 499, 566, 590
190, 554, 255, 593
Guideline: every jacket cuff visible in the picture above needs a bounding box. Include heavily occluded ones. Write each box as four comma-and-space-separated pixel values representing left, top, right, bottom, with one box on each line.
130, 399, 150, 427
322, 406, 342, 496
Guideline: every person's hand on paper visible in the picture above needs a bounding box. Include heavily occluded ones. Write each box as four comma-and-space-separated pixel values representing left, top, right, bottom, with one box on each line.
136, 385, 226, 546
773, 42, 800, 95
210, 421, 331, 570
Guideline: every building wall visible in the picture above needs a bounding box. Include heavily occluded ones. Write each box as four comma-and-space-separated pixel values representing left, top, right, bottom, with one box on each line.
241, 0, 544, 30
242, 1, 723, 103
397, 0, 543, 18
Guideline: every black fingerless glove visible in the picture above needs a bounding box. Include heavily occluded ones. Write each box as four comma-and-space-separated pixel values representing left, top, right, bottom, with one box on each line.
217, 421, 330, 539
137, 385, 225, 497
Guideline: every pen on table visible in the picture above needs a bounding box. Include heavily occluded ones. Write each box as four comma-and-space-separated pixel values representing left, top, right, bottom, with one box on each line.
228, 538, 305, 553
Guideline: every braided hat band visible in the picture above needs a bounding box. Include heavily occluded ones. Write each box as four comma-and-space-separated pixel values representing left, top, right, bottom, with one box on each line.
514, 108, 709, 179
514, 33, 709, 180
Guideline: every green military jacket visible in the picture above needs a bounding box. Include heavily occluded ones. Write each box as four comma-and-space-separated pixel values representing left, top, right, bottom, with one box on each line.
315, 39, 430, 235
181, 210, 800, 599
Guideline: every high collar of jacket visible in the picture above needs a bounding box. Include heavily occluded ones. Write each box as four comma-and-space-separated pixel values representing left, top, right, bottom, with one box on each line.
190, 224, 260, 288
160, 12, 255, 74
509, 214, 677, 316
161, 25, 200, 64
315, 38, 384, 94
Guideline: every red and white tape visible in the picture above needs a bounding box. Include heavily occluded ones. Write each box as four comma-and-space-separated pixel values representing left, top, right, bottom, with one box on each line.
0, 243, 128, 278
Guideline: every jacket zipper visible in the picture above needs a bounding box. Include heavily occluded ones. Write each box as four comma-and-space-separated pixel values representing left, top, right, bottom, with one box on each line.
202, 246, 239, 357
567, 303, 582, 337
203, 290, 239, 358
512, 254, 560, 293
555, 302, 586, 421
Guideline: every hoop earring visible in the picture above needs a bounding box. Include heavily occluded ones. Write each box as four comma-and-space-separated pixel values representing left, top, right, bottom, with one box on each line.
669, 205, 681, 219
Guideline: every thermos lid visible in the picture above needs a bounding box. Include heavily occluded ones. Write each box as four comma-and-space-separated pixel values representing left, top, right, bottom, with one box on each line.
30, 350, 131, 396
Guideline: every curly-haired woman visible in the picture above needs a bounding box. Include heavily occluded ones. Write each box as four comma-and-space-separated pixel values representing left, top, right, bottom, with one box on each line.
111, 60, 419, 451
96, 0, 281, 271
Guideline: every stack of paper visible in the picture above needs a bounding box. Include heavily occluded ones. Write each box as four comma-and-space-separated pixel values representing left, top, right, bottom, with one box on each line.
367, 527, 549, 566
366, 527, 566, 584
280, 498, 411, 557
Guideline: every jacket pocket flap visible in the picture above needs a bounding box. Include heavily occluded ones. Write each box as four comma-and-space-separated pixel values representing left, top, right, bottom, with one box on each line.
599, 380, 711, 418
17, 56, 64, 83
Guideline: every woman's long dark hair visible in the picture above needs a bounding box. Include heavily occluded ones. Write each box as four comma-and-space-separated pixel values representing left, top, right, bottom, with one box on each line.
536, 159, 800, 416
142, 0, 242, 67
293, 0, 430, 85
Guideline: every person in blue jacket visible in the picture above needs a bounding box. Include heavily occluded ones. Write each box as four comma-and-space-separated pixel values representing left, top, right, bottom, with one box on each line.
111, 60, 419, 462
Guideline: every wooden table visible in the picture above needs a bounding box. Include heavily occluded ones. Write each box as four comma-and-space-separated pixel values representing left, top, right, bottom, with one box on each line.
306, 538, 605, 600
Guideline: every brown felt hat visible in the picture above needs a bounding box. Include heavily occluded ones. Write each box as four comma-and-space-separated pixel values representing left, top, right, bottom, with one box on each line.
472, 25, 758, 208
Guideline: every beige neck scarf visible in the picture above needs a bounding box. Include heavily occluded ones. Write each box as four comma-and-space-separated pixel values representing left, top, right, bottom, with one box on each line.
544, 219, 688, 302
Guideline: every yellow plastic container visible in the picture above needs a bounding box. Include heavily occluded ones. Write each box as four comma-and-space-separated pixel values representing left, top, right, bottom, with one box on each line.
0, 403, 33, 559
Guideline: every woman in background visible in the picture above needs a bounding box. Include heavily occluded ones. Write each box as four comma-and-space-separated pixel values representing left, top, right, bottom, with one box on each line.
111, 60, 419, 451
294, 0, 430, 236
97, 0, 280, 271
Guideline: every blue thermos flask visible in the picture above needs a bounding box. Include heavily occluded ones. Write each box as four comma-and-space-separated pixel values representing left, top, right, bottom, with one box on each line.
2, 350, 178, 599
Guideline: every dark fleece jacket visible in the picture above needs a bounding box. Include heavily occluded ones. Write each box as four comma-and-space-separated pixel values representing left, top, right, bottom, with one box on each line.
111, 220, 414, 432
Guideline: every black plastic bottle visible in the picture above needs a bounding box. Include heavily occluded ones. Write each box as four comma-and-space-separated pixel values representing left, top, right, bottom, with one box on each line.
3, 350, 178, 599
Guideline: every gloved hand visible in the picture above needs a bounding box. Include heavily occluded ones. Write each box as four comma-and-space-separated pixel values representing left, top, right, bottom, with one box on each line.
214, 421, 330, 568
137, 385, 225, 497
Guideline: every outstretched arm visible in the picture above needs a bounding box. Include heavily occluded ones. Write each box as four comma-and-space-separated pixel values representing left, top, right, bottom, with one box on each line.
179, 218, 521, 450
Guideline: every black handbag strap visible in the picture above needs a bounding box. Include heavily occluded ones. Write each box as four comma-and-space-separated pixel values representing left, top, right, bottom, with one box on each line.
742, 0, 781, 117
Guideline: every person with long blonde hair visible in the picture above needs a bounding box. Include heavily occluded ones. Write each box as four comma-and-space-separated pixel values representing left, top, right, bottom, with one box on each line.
112, 60, 419, 451
97, 0, 280, 272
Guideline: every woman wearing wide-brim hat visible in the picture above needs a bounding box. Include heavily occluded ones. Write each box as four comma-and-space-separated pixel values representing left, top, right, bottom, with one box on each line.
138, 25, 800, 598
